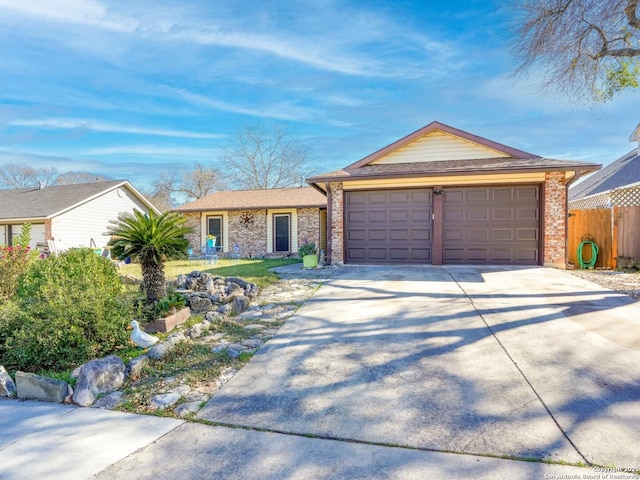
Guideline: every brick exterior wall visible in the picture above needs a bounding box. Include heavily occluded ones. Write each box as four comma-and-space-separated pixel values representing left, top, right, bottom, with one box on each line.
329, 182, 344, 265
543, 172, 567, 267
297, 208, 320, 249
228, 209, 267, 258
182, 212, 202, 251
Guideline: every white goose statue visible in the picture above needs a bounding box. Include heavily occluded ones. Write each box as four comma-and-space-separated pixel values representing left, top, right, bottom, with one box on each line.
129, 320, 159, 349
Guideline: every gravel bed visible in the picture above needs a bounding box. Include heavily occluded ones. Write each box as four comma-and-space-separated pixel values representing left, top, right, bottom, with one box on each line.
567, 269, 640, 299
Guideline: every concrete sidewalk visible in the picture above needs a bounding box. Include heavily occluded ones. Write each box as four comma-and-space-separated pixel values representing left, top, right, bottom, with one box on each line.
0, 399, 182, 480
0, 399, 614, 480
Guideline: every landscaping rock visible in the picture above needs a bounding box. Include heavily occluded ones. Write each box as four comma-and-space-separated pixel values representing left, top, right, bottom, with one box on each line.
148, 342, 170, 360
0, 365, 16, 398
188, 295, 213, 314
73, 355, 126, 407
231, 295, 250, 315
205, 311, 223, 323
128, 355, 149, 380
92, 391, 125, 409
147, 333, 186, 360
149, 392, 181, 410
186, 323, 206, 339
216, 303, 232, 315
16, 371, 69, 403
245, 283, 259, 299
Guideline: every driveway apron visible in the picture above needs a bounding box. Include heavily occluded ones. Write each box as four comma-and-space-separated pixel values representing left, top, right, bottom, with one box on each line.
448, 266, 640, 467
198, 264, 640, 464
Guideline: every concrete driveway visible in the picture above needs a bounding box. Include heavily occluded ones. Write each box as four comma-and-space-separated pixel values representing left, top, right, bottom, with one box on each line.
198, 265, 640, 467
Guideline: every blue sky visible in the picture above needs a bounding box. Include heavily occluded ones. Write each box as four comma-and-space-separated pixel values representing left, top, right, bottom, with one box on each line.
0, 0, 637, 191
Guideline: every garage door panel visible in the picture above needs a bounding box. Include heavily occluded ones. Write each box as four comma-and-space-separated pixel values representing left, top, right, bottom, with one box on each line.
468, 209, 489, 222
517, 208, 539, 220
389, 210, 409, 222
368, 193, 388, 204
389, 192, 410, 203
348, 230, 366, 241
492, 229, 514, 241
516, 228, 538, 241
492, 209, 513, 221
348, 211, 366, 223
412, 228, 431, 241
518, 186, 539, 200
345, 189, 432, 264
443, 185, 539, 265
492, 188, 514, 201
468, 189, 489, 202
390, 229, 409, 241
467, 229, 489, 242
367, 211, 387, 222
368, 229, 387, 241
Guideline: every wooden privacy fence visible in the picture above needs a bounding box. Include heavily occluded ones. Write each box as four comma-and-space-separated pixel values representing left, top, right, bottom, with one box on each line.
568, 206, 640, 269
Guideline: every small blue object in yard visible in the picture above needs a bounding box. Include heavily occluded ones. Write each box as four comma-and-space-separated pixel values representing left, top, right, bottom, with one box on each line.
231, 244, 241, 262
204, 245, 218, 264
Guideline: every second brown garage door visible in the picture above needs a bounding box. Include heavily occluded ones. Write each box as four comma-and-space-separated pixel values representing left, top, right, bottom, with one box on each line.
345, 189, 432, 264
442, 185, 540, 265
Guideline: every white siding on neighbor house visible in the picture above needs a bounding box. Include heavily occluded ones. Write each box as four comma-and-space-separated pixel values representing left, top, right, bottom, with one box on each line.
52, 186, 150, 248
266, 209, 297, 254
370, 130, 511, 165
200, 212, 228, 253
0, 225, 5, 246
8, 223, 45, 250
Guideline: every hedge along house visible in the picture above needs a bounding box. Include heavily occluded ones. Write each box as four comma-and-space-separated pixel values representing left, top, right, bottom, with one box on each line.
307, 121, 600, 267
173, 187, 327, 258
0, 180, 160, 252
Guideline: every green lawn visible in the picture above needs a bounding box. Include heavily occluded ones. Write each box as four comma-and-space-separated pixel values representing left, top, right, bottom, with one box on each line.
118, 257, 301, 288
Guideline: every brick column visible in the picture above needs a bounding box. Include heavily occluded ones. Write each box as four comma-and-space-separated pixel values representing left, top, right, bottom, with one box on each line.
329, 182, 344, 265
543, 172, 567, 268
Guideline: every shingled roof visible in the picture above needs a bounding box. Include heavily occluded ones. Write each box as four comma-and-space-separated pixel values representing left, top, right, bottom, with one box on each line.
570, 149, 640, 200
308, 157, 601, 184
0, 180, 144, 220
307, 121, 600, 186
174, 187, 327, 212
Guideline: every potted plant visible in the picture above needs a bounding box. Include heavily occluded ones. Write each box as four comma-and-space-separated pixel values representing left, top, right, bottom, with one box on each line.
206, 234, 217, 248
299, 241, 318, 268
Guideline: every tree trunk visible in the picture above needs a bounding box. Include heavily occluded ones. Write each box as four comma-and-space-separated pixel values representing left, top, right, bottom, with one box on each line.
141, 261, 166, 303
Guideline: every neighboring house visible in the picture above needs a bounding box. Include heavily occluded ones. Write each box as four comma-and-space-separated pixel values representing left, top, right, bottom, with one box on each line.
173, 187, 327, 258
307, 121, 600, 267
569, 149, 640, 209
0, 180, 159, 252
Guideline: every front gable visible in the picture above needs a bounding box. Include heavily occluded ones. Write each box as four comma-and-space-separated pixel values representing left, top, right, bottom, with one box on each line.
369, 130, 512, 165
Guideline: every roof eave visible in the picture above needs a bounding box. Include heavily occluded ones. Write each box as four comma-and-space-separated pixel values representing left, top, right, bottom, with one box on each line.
174, 203, 326, 213
307, 164, 601, 184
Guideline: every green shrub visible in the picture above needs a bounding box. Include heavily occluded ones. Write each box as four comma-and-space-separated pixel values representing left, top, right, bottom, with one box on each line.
139, 291, 187, 323
0, 245, 33, 301
0, 248, 134, 372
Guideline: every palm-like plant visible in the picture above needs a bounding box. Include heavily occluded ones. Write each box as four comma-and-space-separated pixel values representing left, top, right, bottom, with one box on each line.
107, 210, 192, 303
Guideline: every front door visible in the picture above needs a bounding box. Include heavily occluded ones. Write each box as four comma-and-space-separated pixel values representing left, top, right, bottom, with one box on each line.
274, 214, 290, 252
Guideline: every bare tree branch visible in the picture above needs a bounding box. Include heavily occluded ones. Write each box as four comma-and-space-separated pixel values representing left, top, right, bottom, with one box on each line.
512, 0, 640, 102
219, 122, 313, 190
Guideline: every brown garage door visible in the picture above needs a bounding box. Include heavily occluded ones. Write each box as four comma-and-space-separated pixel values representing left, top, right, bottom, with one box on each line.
442, 185, 539, 265
345, 189, 432, 264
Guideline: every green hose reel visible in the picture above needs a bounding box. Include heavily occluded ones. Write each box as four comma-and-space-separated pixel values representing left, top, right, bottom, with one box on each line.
577, 237, 599, 269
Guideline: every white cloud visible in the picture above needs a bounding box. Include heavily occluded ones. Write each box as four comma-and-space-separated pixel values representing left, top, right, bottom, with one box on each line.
10, 118, 223, 139
83, 145, 218, 158
171, 89, 315, 121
